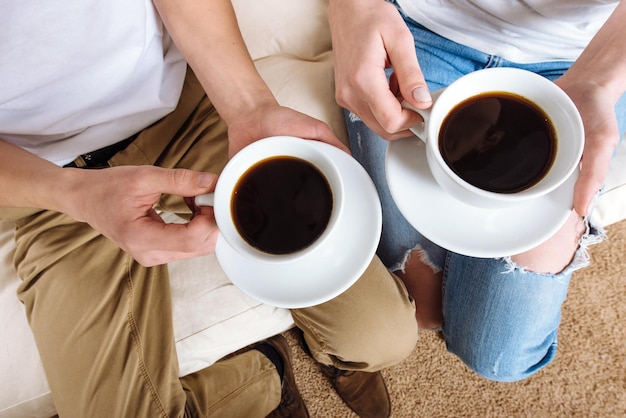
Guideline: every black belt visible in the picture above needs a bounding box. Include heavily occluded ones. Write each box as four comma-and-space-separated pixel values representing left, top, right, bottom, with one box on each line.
63, 134, 138, 169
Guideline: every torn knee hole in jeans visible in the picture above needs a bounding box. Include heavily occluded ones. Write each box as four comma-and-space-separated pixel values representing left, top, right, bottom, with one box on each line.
396, 245, 442, 275
500, 220, 607, 275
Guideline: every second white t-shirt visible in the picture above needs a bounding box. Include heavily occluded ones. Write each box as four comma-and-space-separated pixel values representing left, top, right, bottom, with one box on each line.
396, 0, 617, 63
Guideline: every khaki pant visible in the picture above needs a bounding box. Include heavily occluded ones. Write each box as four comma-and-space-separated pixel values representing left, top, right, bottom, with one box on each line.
6, 69, 417, 418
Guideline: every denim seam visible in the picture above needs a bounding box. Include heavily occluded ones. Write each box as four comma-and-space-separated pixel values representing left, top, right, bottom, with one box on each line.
441, 251, 452, 303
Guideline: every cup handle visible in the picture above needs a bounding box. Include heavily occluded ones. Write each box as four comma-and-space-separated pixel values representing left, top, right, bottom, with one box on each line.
401, 100, 430, 143
194, 193, 215, 207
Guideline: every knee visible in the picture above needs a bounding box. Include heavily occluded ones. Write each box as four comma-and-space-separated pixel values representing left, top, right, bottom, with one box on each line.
333, 310, 419, 370
446, 331, 558, 382
298, 318, 417, 373
369, 323, 418, 368
442, 253, 570, 382
331, 308, 418, 370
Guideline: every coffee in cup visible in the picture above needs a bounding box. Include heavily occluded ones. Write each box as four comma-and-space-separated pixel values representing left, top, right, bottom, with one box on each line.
231, 155, 333, 255
439, 91, 557, 194
403, 67, 584, 208
194, 136, 343, 263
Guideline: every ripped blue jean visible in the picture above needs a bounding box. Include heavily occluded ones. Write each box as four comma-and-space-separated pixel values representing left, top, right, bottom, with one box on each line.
346, 15, 626, 382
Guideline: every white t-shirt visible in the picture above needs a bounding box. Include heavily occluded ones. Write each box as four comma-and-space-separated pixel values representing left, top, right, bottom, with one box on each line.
396, 0, 618, 63
0, 0, 186, 165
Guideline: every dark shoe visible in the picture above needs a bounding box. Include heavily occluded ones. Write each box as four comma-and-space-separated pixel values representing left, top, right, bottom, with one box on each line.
257, 335, 310, 418
295, 329, 391, 418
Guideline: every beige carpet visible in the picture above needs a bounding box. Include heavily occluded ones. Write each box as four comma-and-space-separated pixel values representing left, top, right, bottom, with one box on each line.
284, 219, 626, 418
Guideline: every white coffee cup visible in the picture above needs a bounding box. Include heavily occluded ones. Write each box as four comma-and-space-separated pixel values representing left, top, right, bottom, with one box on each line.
193, 135, 382, 308
194, 136, 343, 263
403, 67, 584, 208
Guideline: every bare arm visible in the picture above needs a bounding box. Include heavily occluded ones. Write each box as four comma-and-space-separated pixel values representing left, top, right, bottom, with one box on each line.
556, 0, 626, 216
0, 139, 220, 266
153, 0, 346, 156
0, 139, 72, 211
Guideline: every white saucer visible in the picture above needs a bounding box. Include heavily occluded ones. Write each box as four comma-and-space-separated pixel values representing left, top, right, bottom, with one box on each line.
215, 141, 382, 308
386, 138, 577, 258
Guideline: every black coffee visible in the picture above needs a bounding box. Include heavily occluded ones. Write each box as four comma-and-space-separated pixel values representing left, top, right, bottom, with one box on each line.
232, 156, 333, 255
439, 92, 557, 194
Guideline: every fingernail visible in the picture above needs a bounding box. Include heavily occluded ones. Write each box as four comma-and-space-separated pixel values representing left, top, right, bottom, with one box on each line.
412, 86, 431, 103
197, 173, 214, 188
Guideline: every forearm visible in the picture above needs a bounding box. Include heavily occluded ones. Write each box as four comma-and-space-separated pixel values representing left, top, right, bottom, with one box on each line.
152, 0, 277, 125
555, 1, 626, 216
561, 1, 626, 102
0, 139, 78, 212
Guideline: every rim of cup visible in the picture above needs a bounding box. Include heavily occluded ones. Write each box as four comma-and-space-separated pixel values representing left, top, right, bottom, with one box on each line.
428, 68, 584, 206
214, 136, 344, 263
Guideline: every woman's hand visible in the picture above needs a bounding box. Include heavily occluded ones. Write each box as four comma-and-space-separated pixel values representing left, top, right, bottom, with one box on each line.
328, 0, 429, 140
556, 77, 620, 217
554, 1, 626, 216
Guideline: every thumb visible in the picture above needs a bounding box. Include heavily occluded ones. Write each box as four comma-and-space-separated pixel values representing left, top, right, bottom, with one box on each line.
387, 40, 431, 109
149, 167, 218, 198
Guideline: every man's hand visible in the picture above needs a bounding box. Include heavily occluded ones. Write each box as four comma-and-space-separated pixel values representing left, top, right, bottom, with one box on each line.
226, 103, 348, 157
63, 166, 220, 266
154, 0, 348, 158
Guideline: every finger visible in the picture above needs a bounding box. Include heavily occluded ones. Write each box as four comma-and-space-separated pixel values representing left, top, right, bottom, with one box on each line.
134, 243, 218, 267
334, 41, 407, 136
125, 212, 219, 257
140, 167, 218, 199
294, 117, 350, 153
367, 98, 425, 139
363, 80, 424, 137
383, 26, 431, 109
573, 138, 616, 216
134, 221, 220, 266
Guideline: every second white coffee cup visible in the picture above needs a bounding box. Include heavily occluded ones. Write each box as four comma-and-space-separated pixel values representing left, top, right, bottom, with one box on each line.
403, 67, 584, 208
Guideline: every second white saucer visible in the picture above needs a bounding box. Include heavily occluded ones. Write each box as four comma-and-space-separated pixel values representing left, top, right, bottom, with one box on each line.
386, 138, 576, 258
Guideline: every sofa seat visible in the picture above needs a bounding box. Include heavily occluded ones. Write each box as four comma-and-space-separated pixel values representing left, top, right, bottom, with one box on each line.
2, 1, 626, 416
